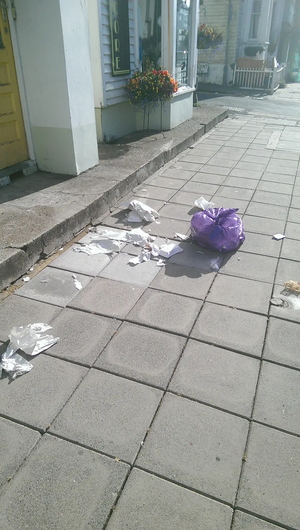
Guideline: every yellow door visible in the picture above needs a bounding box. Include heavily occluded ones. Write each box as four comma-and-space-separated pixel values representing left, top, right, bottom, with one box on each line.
0, 2, 28, 170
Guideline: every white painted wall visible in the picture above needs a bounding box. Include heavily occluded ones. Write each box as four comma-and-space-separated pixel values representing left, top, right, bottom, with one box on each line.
14, 0, 98, 175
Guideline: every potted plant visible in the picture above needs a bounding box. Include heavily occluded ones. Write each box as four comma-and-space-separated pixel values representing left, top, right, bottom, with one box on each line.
197, 24, 223, 51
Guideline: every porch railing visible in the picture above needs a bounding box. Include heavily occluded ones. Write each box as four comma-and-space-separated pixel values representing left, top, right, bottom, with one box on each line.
233, 62, 287, 94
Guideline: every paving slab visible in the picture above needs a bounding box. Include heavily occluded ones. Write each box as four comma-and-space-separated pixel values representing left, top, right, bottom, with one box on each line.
132, 184, 176, 201
207, 275, 272, 315
169, 340, 259, 417
95, 322, 185, 388
230, 168, 262, 180
0, 418, 40, 489
198, 165, 231, 176
15, 267, 91, 307
222, 176, 258, 190
167, 241, 223, 272
126, 289, 202, 335
275, 258, 300, 285
69, 277, 144, 318
292, 195, 300, 208
47, 308, 120, 366
0, 296, 61, 342
256, 180, 293, 194
180, 181, 220, 194
237, 423, 300, 529
192, 302, 267, 357
270, 284, 300, 323
170, 190, 215, 206
161, 168, 196, 180
263, 317, 300, 370
240, 232, 281, 258
0, 355, 87, 431
98, 252, 160, 287
213, 185, 254, 200
242, 215, 286, 236
48, 245, 112, 276
51, 369, 162, 462
235, 161, 267, 172
280, 237, 300, 261
172, 160, 203, 172
150, 262, 214, 299
190, 172, 226, 185
288, 207, 300, 223
0, 434, 129, 530
261, 172, 295, 184
220, 252, 277, 283
139, 175, 186, 190
158, 202, 196, 221
144, 217, 191, 238
245, 202, 288, 221
253, 361, 300, 435
137, 393, 249, 504
179, 154, 211, 164
232, 511, 283, 529
107, 468, 233, 530
210, 197, 249, 213
252, 190, 290, 207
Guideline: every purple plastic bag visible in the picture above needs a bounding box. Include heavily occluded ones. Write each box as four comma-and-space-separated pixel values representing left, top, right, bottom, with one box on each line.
191, 208, 245, 252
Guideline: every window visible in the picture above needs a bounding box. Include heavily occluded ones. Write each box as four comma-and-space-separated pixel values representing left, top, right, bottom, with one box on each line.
249, 0, 262, 39
138, 0, 162, 71
175, 0, 190, 86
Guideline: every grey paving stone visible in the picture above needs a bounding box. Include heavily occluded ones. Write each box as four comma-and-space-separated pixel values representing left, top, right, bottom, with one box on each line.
235, 161, 267, 172
242, 215, 285, 236
162, 168, 196, 180
97, 209, 146, 229
198, 165, 231, 176
237, 423, 300, 529
120, 236, 168, 257
206, 156, 238, 168
190, 172, 226, 185
263, 317, 300, 369
51, 369, 162, 462
69, 277, 144, 319
150, 262, 214, 299
233, 511, 283, 529
132, 184, 176, 201
137, 393, 248, 504
266, 162, 297, 176
0, 434, 129, 530
169, 340, 259, 417
256, 180, 293, 194
15, 267, 91, 307
292, 195, 300, 209
0, 296, 61, 343
261, 172, 295, 184
288, 207, 300, 223
245, 202, 288, 220
214, 186, 254, 200
241, 155, 270, 165
180, 154, 211, 164
170, 190, 214, 206
99, 253, 160, 287
252, 190, 290, 207
245, 148, 272, 158
270, 284, 300, 323
126, 290, 202, 335
275, 258, 300, 285
210, 196, 249, 214
220, 252, 277, 283
271, 150, 299, 160
218, 147, 247, 159
230, 168, 262, 180
95, 322, 185, 388
146, 175, 186, 190
159, 241, 222, 272
222, 176, 258, 190
48, 308, 120, 366
159, 202, 195, 221
225, 141, 251, 149
0, 418, 40, 490
253, 361, 300, 435
207, 275, 272, 315
294, 185, 300, 196
281, 238, 300, 261
240, 232, 281, 258
107, 468, 232, 530
0, 355, 86, 431
172, 161, 203, 172
180, 181, 220, 194
145, 217, 191, 239
192, 302, 267, 357
49, 245, 112, 276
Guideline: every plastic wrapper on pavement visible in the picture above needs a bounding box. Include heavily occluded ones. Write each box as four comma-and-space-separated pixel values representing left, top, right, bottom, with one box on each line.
191, 208, 245, 252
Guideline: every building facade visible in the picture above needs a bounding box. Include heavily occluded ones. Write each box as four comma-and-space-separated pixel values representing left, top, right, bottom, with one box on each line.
0, 0, 200, 178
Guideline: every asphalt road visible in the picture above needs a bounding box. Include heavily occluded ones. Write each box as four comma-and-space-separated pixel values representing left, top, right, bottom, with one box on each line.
196, 85, 300, 121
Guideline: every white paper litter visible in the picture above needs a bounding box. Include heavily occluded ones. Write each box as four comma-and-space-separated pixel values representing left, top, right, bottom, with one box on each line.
127, 211, 144, 223
194, 197, 215, 210
210, 257, 222, 272
40, 279, 49, 283
159, 244, 184, 259
72, 274, 83, 290
174, 233, 189, 241
123, 200, 159, 223
128, 255, 144, 265
273, 234, 285, 240
124, 228, 153, 246
73, 239, 122, 255
156, 259, 165, 267
22, 276, 30, 282
1, 323, 59, 379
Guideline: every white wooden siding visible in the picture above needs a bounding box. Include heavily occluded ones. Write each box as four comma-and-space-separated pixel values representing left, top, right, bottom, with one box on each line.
99, 0, 136, 107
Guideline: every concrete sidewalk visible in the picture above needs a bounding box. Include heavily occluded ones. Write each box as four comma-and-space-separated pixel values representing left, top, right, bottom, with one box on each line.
0, 112, 300, 529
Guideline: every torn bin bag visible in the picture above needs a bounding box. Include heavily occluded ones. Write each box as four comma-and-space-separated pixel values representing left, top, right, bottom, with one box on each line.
191, 208, 245, 252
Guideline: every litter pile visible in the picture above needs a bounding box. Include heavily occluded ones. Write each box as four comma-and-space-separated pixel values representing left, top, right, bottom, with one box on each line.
1, 323, 59, 379
271, 280, 300, 310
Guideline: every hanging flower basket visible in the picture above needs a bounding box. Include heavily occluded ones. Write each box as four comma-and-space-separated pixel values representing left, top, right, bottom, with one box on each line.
197, 24, 223, 51
124, 69, 178, 113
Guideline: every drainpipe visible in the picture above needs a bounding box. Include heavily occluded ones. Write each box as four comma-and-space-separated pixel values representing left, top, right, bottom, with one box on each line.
223, 0, 233, 85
